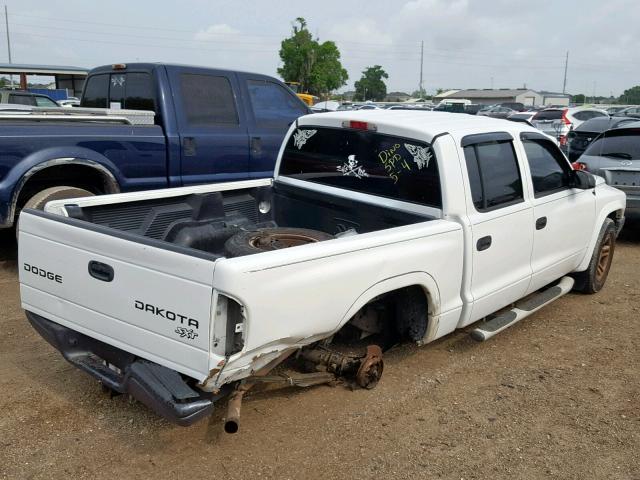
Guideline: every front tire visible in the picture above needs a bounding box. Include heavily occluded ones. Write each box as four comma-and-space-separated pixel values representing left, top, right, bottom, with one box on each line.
572, 218, 616, 294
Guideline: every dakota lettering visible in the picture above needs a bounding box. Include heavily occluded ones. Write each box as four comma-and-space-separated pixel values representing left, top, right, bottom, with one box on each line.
134, 300, 200, 330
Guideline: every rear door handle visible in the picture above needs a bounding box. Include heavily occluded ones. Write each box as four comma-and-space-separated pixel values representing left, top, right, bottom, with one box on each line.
476, 235, 492, 251
536, 216, 547, 230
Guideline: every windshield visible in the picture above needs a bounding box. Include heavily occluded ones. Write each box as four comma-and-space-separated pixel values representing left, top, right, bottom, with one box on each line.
584, 129, 640, 159
280, 126, 442, 208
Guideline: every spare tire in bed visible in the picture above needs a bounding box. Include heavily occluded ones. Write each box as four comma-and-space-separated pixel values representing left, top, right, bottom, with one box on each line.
224, 227, 333, 257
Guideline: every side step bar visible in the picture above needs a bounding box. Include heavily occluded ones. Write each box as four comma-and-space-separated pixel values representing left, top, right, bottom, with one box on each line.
470, 276, 575, 342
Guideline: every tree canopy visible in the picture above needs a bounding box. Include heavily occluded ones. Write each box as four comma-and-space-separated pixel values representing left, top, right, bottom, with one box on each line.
572, 93, 586, 104
354, 65, 389, 101
620, 85, 640, 105
277, 18, 348, 97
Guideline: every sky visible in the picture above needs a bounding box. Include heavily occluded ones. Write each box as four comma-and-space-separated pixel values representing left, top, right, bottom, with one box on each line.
3, 0, 639, 97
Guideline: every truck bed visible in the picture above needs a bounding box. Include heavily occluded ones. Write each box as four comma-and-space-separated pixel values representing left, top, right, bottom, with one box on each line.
53, 181, 435, 258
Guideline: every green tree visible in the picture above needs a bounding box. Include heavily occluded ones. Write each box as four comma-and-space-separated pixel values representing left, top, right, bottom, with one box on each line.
619, 85, 640, 105
354, 65, 388, 101
277, 17, 348, 97
572, 93, 586, 104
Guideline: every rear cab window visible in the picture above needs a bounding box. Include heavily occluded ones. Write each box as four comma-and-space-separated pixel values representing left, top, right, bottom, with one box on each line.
81, 74, 109, 108
279, 126, 442, 208
81, 72, 155, 111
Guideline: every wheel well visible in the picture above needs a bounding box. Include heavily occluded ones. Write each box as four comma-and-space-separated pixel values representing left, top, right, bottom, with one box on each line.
340, 285, 430, 347
15, 163, 118, 212
607, 209, 624, 230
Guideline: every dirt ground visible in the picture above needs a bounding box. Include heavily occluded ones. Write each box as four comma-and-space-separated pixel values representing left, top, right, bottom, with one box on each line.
0, 224, 638, 480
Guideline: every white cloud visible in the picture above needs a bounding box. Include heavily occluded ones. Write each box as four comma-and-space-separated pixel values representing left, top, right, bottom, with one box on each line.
194, 24, 241, 41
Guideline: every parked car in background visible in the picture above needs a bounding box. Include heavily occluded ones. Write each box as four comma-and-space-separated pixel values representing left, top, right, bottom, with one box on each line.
606, 106, 628, 115
499, 102, 526, 112
434, 103, 466, 113
387, 105, 417, 110
531, 107, 608, 148
0, 63, 309, 230
0, 90, 60, 107
566, 116, 639, 160
615, 106, 640, 118
507, 111, 536, 126
575, 124, 640, 216
337, 103, 357, 111
477, 106, 515, 119
59, 97, 81, 107
464, 104, 484, 115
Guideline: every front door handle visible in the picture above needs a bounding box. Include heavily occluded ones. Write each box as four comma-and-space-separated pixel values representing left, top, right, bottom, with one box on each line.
183, 137, 196, 156
476, 235, 492, 251
536, 216, 547, 230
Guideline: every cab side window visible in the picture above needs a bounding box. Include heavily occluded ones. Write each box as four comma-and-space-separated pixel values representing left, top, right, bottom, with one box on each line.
463, 140, 524, 211
522, 138, 572, 196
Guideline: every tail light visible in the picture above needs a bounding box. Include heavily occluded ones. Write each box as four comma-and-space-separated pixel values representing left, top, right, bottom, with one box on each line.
561, 109, 571, 126
572, 162, 588, 171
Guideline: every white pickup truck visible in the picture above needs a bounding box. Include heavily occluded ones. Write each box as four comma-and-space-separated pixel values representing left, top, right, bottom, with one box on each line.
18, 111, 626, 431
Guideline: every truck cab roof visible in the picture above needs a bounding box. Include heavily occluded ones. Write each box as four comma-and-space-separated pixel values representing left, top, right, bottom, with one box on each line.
296, 110, 541, 145
87, 62, 280, 81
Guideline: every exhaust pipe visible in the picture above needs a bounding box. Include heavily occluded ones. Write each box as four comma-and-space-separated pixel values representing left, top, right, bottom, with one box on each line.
223, 387, 246, 434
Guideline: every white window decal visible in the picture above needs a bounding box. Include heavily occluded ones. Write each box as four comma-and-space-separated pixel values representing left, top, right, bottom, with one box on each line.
111, 75, 125, 87
293, 129, 317, 149
404, 143, 432, 170
337, 154, 369, 178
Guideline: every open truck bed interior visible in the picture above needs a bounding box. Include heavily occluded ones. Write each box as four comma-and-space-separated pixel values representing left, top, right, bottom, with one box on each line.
55, 182, 436, 258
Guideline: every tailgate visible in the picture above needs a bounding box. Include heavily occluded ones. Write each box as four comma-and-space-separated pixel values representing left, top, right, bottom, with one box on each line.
18, 210, 215, 381
602, 167, 640, 196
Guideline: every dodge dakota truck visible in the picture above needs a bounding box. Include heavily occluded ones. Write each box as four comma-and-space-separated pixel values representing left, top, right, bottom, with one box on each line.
0, 63, 309, 229
18, 111, 626, 431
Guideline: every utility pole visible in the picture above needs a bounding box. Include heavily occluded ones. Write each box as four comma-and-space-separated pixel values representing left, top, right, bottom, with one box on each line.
562, 51, 569, 94
4, 5, 10, 63
419, 40, 424, 99
4, 5, 13, 88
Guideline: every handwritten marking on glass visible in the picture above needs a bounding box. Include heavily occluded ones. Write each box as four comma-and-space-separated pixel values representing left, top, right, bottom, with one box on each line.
293, 129, 317, 149
337, 155, 369, 178
404, 144, 432, 170
378, 144, 411, 183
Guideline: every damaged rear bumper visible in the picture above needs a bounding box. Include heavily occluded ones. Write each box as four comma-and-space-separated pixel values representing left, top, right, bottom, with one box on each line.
26, 311, 228, 426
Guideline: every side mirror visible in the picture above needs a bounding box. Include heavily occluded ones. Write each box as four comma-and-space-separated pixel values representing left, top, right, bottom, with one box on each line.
572, 170, 596, 189
567, 131, 576, 139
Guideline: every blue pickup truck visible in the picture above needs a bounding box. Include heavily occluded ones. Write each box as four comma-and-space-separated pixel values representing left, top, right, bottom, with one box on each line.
0, 63, 310, 229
